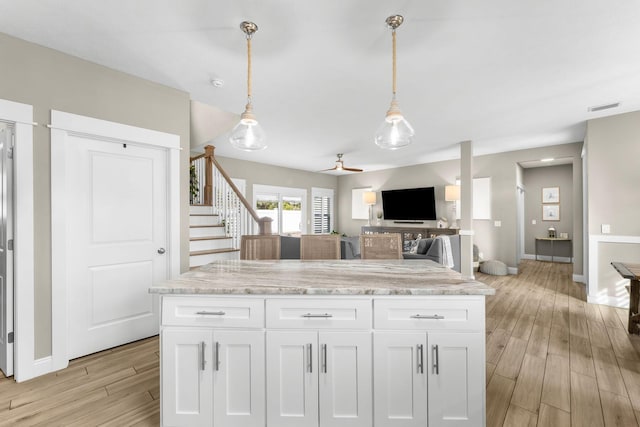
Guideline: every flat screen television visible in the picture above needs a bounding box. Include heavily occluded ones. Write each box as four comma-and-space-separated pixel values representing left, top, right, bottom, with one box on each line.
381, 187, 437, 221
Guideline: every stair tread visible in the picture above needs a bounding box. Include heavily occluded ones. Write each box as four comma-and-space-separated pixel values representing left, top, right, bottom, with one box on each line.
190, 204, 213, 207
190, 236, 231, 241
189, 224, 224, 228
191, 248, 240, 256
190, 213, 219, 217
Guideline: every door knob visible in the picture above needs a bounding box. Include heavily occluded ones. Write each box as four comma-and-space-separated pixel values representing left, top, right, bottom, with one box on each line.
157, 248, 166, 254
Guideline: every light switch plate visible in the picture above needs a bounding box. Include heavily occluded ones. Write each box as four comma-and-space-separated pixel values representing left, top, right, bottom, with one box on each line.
494, 221, 502, 227
601, 224, 611, 234
532, 219, 537, 225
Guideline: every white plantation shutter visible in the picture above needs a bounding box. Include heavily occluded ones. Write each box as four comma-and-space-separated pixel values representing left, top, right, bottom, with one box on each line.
311, 188, 334, 234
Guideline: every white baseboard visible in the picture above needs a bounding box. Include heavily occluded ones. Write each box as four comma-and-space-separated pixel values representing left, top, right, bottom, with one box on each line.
508, 267, 518, 275
587, 294, 629, 309
524, 253, 572, 263
521, 254, 535, 260
573, 274, 586, 284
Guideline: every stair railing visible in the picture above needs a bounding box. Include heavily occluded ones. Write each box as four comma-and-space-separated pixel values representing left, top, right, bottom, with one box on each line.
190, 145, 272, 249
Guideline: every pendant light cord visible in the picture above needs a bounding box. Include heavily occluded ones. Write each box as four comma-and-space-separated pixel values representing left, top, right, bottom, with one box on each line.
392, 29, 397, 99
246, 34, 252, 104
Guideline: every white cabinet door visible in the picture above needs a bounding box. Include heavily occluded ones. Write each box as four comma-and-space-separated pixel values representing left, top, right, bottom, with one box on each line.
319, 332, 372, 427
267, 331, 319, 427
373, 332, 428, 427
428, 332, 484, 427
213, 330, 265, 427
161, 329, 212, 427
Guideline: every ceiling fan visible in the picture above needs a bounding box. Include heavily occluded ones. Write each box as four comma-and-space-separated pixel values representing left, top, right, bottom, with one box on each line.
322, 153, 363, 173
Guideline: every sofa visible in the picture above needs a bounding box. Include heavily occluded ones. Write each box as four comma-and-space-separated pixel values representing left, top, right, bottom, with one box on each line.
402, 235, 462, 272
279, 235, 361, 260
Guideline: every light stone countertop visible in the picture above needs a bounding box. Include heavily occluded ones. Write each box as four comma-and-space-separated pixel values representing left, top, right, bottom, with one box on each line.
149, 260, 495, 296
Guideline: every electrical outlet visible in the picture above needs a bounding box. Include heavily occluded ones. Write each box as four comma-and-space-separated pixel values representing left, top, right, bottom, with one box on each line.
601, 224, 611, 234
531, 219, 537, 225
494, 221, 502, 227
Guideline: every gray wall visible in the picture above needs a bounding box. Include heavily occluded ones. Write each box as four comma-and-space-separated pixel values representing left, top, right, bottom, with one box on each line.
586, 111, 640, 302
215, 156, 338, 232
0, 33, 191, 359
523, 165, 574, 256
338, 142, 584, 274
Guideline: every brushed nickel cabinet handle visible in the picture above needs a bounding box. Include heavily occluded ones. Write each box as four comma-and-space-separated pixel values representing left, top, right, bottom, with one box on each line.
307, 343, 313, 373
322, 344, 327, 373
433, 345, 440, 375
417, 344, 424, 374
302, 313, 333, 318
215, 342, 220, 371
196, 311, 226, 316
410, 314, 445, 320
200, 342, 206, 371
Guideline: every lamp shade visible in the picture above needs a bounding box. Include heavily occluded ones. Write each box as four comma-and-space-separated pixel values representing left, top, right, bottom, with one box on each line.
363, 191, 377, 205
445, 185, 460, 202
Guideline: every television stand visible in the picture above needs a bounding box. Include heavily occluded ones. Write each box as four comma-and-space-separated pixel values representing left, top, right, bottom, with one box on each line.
361, 225, 458, 252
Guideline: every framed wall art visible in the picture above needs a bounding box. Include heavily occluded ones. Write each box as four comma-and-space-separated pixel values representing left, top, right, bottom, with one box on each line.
542, 187, 559, 203
542, 204, 560, 221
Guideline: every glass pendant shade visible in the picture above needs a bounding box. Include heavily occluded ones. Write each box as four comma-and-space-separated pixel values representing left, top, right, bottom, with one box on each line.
374, 99, 415, 149
229, 106, 267, 151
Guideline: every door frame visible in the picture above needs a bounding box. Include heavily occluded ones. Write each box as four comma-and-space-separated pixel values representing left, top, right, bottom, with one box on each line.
0, 99, 35, 382
51, 110, 180, 372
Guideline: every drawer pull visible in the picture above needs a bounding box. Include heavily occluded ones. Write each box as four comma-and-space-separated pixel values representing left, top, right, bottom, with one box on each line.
196, 311, 226, 316
302, 313, 333, 318
410, 314, 445, 320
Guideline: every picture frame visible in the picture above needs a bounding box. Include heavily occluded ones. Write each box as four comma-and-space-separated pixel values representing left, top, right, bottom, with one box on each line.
542, 204, 560, 221
542, 187, 559, 204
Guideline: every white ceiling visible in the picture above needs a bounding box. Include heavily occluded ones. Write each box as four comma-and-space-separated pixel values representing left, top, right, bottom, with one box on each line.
3, 1, 640, 173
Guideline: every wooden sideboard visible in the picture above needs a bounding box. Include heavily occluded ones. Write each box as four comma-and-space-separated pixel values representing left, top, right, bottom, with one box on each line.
361, 226, 458, 252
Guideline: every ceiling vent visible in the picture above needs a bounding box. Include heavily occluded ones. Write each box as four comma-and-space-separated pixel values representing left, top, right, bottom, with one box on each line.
588, 102, 620, 112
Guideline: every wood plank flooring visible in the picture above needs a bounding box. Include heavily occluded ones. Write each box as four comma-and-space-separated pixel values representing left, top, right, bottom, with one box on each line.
0, 259, 638, 426
483, 260, 640, 427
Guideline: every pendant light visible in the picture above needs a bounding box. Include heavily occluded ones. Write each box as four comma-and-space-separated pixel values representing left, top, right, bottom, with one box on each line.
229, 21, 267, 151
374, 15, 414, 150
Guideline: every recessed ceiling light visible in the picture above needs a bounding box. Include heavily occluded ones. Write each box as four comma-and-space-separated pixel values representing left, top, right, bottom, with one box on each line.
588, 102, 620, 112
541, 158, 554, 162
210, 78, 225, 88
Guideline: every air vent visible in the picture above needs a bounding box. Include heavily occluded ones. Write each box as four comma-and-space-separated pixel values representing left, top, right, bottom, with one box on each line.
588, 102, 620, 112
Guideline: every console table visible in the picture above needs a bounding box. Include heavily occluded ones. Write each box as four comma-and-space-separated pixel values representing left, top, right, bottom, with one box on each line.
362, 226, 458, 252
534, 237, 572, 263
611, 262, 640, 335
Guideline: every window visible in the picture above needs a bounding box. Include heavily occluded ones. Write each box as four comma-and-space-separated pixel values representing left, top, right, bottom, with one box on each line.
254, 185, 307, 236
311, 188, 334, 234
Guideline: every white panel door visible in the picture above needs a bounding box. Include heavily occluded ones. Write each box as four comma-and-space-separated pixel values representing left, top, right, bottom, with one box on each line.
428, 332, 484, 427
373, 332, 428, 427
162, 328, 212, 427
66, 136, 167, 359
213, 330, 265, 427
266, 331, 318, 427
319, 332, 372, 427
0, 123, 13, 376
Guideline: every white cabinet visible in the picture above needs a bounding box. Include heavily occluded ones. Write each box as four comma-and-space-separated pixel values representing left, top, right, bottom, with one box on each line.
264, 298, 372, 427
161, 297, 265, 427
373, 332, 427, 427
161, 328, 212, 427
427, 332, 484, 427
159, 294, 486, 427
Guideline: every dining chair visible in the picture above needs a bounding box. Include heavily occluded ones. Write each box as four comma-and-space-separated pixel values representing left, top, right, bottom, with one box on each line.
360, 233, 403, 260
300, 234, 341, 260
240, 235, 281, 260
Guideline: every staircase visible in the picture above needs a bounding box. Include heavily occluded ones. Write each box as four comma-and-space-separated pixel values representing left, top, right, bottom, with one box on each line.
189, 205, 239, 268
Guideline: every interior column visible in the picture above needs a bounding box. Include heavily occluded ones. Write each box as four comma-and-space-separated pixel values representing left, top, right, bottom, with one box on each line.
460, 141, 474, 278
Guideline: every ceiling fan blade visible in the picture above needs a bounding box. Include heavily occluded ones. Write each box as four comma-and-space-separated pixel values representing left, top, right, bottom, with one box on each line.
319, 166, 338, 172
342, 167, 364, 172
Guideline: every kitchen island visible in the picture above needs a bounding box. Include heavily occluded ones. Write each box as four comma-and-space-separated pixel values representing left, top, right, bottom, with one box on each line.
151, 259, 495, 427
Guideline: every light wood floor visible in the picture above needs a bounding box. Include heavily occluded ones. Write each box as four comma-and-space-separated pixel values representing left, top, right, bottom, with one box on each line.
483, 260, 640, 427
0, 259, 638, 426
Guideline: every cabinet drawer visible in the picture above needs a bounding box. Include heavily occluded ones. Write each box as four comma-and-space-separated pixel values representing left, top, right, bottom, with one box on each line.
266, 298, 371, 329
374, 298, 483, 331
162, 296, 264, 328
